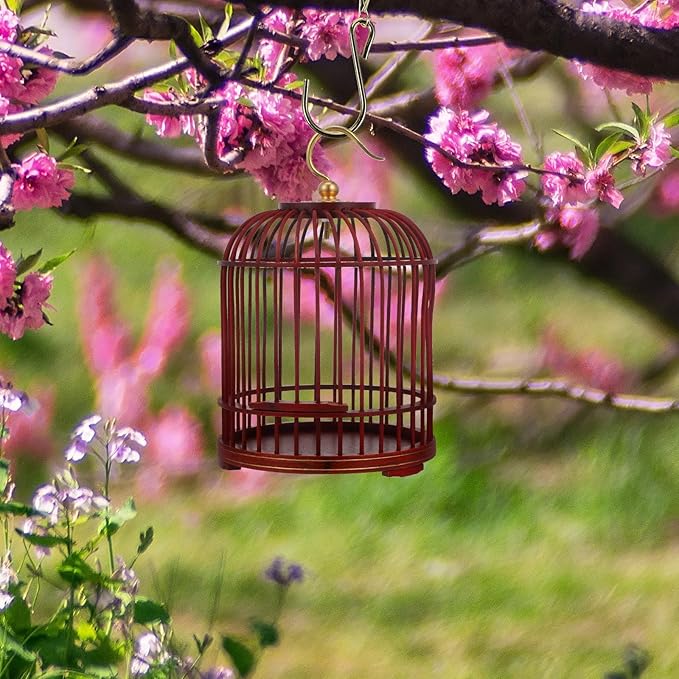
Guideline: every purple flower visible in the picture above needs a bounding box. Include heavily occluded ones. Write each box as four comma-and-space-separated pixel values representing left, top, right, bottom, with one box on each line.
31, 484, 60, 524
130, 632, 169, 676
0, 380, 29, 413
109, 426, 146, 463
62, 487, 109, 517
65, 414, 103, 462
265, 557, 304, 586
113, 557, 139, 595
0, 558, 17, 611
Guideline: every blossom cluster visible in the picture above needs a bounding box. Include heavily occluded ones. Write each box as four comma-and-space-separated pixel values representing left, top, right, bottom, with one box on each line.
143, 7, 369, 201
425, 108, 527, 206
145, 75, 330, 203
259, 8, 360, 74
0, 9, 58, 145
0, 9, 75, 212
434, 43, 517, 110
0, 242, 53, 340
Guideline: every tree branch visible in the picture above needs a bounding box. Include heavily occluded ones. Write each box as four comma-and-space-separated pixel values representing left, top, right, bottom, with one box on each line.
0, 35, 133, 74
253, 0, 679, 80
432, 373, 679, 414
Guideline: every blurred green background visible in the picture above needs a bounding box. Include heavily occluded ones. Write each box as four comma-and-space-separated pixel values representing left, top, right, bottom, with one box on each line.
1, 47, 679, 678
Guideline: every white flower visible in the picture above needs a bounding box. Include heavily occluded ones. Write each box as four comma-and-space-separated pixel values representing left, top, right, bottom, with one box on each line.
32, 484, 60, 524
73, 415, 103, 443
131, 632, 168, 676
109, 426, 146, 464
0, 558, 17, 611
65, 415, 104, 461
62, 487, 108, 518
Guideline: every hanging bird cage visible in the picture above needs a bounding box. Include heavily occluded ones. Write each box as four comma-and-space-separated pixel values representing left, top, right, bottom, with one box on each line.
219, 200, 436, 476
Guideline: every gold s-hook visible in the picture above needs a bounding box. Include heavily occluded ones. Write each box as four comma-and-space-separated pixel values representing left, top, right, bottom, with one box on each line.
306, 125, 384, 202
302, 17, 376, 138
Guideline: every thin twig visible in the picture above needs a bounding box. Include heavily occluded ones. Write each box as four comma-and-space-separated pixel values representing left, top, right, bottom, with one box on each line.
0, 35, 133, 74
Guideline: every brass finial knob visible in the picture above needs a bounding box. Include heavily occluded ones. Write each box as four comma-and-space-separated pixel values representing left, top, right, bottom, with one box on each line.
319, 180, 339, 202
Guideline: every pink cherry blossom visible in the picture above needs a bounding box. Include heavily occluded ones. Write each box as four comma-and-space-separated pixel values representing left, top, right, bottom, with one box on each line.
21, 272, 52, 330
0, 9, 19, 42
434, 44, 511, 110
584, 154, 624, 208
211, 81, 331, 201
145, 406, 203, 476
0, 270, 52, 340
0, 53, 26, 101
259, 9, 295, 80
0, 243, 15, 301
4, 385, 55, 460
425, 107, 527, 206
573, 2, 666, 94
542, 326, 629, 393
0, 98, 23, 148
300, 10, 354, 61
631, 121, 671, 177
656, 171, 679, 212
541, 152, 587, 206
78, 257, 132, 374
135, 260, 189, 378
143, 89, 196, 138
199, 330, 221, 393
12, 152, 75, 210
536, 205, 600, 260
19, 53, 60, 105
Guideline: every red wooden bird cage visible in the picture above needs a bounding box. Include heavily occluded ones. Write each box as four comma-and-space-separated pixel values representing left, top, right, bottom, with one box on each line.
219, 201, 436, 476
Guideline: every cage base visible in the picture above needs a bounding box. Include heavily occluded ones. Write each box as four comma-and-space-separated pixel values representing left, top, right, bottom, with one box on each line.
219, 421, 434, 475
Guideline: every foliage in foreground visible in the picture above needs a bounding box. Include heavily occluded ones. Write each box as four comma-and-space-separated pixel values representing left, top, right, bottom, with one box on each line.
0, 384, 302, 678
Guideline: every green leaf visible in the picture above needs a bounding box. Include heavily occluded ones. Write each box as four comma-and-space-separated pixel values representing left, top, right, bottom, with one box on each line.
16, 529, 69, 548
236, 96, 255, 108
552, 129, 591, 159
0, 459, 9, 494
4, 595, 32, 633
5, 0, 23, 16
182, 18, 204, 47
57, 552, 103, 585
284, 79, 304, 90
100, 497, 136, 537
0, 501, 40, 517
217, 4, 234, 40
15, 249, 42, 276
671, 146, 679, 159
137, 526, 154, 555
58, 141, 89, 162
133, 597, 170, 625
595, 121, 641, 143
35, 127, 49, 152
221, 636, 256, 678
76, 621, 98, 643
606, 139, 636, 156
37, 248, 76, 274
169, 40, 177, 60
198, 12, 214, 42
594, 133, 621, 163
57, 162, 91, 174
0, 629, 37, 662
632, 101, 651, 138
662, 107, 679, 130
250, 620, 279, 648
